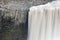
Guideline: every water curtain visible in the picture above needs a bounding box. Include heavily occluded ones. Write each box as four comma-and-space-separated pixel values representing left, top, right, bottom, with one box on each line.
28, 1, 60, 40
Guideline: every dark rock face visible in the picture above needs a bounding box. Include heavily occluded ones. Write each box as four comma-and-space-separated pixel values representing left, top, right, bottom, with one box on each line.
0, 6, 28, 40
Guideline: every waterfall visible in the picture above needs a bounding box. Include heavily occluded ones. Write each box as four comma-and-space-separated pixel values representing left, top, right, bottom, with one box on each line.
28, 1, 60, 40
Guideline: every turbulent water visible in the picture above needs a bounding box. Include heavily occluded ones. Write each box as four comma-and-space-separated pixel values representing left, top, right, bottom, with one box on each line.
28, 1, 60, 40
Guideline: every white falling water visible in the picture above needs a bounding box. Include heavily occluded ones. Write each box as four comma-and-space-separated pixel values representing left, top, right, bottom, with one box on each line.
28, 1, 60, 40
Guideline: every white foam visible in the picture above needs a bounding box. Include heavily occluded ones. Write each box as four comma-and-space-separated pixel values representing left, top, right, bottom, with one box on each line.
30, 1, 60, 10
28, 1, 60, 40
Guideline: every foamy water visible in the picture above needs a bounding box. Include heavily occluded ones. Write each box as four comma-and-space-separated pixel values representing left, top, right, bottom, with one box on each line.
28, 1, 60, 40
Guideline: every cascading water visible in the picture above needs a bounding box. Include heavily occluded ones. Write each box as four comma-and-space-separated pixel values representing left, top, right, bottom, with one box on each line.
28, 1, 60, 40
